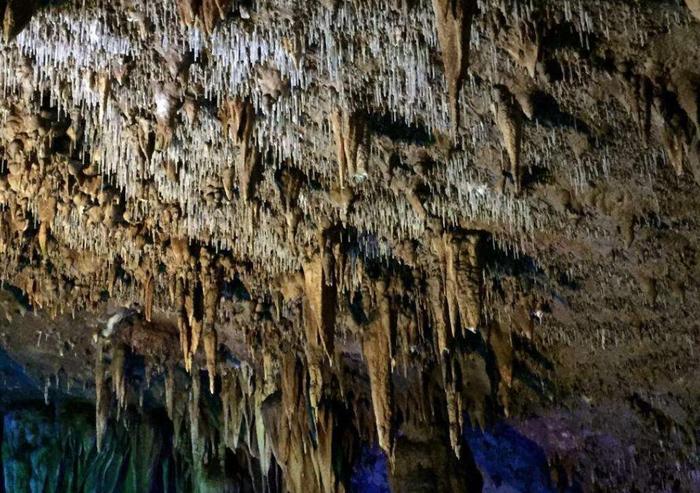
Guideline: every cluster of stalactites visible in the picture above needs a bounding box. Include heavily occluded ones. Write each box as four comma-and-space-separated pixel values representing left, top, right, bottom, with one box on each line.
1, 87, 521, 469
0, 0, 569, 315
168, 244, 222, 390
176, 0, 236, 34
83, 227, 518, 493
426, 230, 484, 456
165, 349, 338, 492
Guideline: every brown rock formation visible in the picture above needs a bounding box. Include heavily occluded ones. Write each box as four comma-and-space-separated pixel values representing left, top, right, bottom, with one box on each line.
362, 279, 394, 458
0, 1, 697, 491
3, 0, 38, 42
431, 0, 477, 129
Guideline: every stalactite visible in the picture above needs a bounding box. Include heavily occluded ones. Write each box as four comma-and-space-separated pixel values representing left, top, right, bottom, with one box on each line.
143, 274, 154, 322
443, 232, 482, 335
362, 279, 394, 459
331, 108, 368, 188
313, 404, 336, 493
186, 273, 204, 367
503, 22, 540, 78
427, 272, 450, 356
685, 0, 700, 21
3, 0, 38, 42
221, 369, 244, 451
200, 248, 220, 393
431, 0, 477, 129
252, 385, 273, 482
177, 0, 234, 32
95, 339, 109, 452
492, 86, 524, 195
443, 352, 465, 458
301, 231, 338, 423
302, 249, 337, 362
266, 351, 306, 493
220, 98, 257, 202
190, 316, 203, 365
111, 342, 127, 412
37, 222, 49, 258
276, 167, 304, 247
176, 277, 192, 372
165, 361, 176, 421
203, 328, 217, 394
488, 320, 513, 416
188, 361, 203, 463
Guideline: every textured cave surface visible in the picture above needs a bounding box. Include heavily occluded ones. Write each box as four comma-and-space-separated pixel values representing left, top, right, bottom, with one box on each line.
0, 0, 699, 491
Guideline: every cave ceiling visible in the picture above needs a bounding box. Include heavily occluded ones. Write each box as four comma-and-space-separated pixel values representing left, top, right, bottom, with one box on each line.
0, 0, 699, 491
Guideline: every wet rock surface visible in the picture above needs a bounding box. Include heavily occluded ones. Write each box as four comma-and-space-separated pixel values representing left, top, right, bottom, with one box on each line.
0, 0, 698, 491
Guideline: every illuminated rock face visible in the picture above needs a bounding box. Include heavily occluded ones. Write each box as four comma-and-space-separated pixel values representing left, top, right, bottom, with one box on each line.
0, 0, 699, 491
